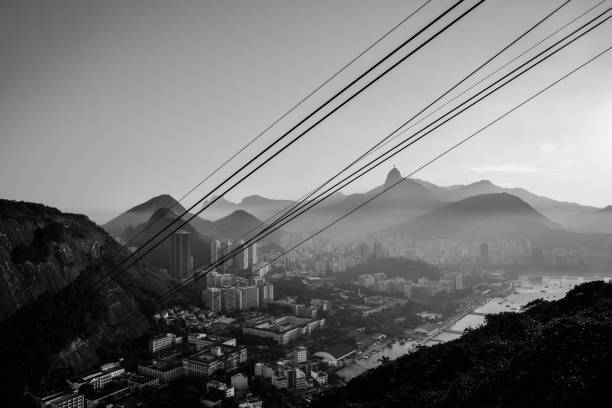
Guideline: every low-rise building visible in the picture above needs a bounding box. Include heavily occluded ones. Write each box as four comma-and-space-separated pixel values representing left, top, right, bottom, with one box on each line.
138, 360, 184, 383
182, 345, 247, 377
67, 361, 125, 392
29, 389, 85, 408
242, 315, 325, 345
206, 380, 235, 398
148, 333, 182, 354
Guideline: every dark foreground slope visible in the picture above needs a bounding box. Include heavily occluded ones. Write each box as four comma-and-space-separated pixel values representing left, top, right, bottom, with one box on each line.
315, 280, 612, 408
0, 199, 182, 406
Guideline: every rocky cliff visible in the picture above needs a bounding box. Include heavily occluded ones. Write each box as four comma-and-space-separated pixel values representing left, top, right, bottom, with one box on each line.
0, 199, 182, 401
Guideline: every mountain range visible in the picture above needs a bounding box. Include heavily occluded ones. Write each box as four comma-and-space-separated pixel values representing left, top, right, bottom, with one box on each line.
104, 168, 612, 240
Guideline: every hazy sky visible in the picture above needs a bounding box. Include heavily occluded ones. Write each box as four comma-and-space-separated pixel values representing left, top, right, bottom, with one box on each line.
1, 0, 611, 223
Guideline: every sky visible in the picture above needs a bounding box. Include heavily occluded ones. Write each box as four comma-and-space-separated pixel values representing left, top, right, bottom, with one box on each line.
1, 0, 611, 224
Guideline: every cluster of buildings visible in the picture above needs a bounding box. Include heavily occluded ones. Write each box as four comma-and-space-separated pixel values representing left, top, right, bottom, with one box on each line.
357, 272, 464, 300
254, 346, 329, 392
278, 238, 389, 277
28, 360, 158, 408
370, 237, 609, 268
169, 230, 267, 281
210, 239, 260, 270
139, 332, 247, 383
202, 270, 275, 313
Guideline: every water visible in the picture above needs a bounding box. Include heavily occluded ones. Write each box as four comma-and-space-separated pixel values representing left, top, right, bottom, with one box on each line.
335, 275, 603, 382
335, 340, 419, 382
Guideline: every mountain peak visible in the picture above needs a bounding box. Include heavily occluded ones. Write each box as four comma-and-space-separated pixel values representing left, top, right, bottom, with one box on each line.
385, 167, 403, 186
129, 194, 181, 213
472, 179, 494, 186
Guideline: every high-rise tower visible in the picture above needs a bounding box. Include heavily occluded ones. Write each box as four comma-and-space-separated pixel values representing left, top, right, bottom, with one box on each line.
171, 230, 191, 280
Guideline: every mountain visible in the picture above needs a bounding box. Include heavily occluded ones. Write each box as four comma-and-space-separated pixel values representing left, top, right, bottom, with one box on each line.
561, 205, 612, 233
205, 210, 284, 244
103, 194, 213, 239
386, 193, 559, 241
0, 199, 180, 404
123, 208, 213, 272
284, 168, 441, 233
199, 195, 241, 221
103, 194, 186, 237
415, 179, 598, 228
314, 280, 612, 408
200, 195, 296, 222
239, 195, 295, 220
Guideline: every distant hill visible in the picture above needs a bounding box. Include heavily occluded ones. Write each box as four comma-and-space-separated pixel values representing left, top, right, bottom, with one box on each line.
386, 193, 557, 240
103, 194, 213, 239
123, 208, 213, 272
200, 195, 295, 221
561, 205, 612, 233
385, 192, 612, 255
103, 194, 186, 237
205, 210, 284, 244
414, 179, 598, 228
314, 280, 612, 408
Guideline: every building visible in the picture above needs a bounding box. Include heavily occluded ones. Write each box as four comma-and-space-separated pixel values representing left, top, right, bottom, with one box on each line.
138, 360, 184, 383
254, 363, 275, 379
311, 370, 328, 385
83, 381, 132, 408
171, 230, 192, 280
211, 240, 222, 264
238, 399, 263, 408
125, 373, 160, 390
236, 285, 259, 310
373, 272, 387, 281
294, 346, 308, 364
203, 288, 222, 312
206, 380, 235, 399
258, 283, 274, 303
182, 345, 248, 377
148, 333, 182, 354
296, 305, 317, 319
242, 315, 325, 345
455, 273, 464, 290
310, 298, 331, 312
358, 274, 375, 288
221, 287, 237, 313
29, 390, 85, 408
374, 242, 384, 258
272, 374, 288, 389
248, 243, 259, 267
230, 373, 249, 392
286, 368, 307, 391
187, 333, 236, 351
67, 361, 125, 392
223, 240, 234, 267
480, 243, 489, 266
314, 260, 327, 276
234, 239, 249, 270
